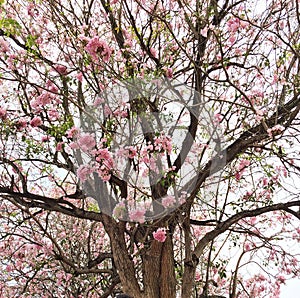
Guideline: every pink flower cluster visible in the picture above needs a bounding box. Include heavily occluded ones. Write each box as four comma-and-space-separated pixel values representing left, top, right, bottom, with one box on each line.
113, 105, 128, 118
67, 126, 80, 138
214, 113, 222, 124
235, 159, 250, 180
154, 134, 172, 154
85, 36, 112, 62
0, 107, 7, 120
30, 91, 58, 111
0, 38, 9, 53
227, 17, 248, 32
267, 124, 285, 138
129, 208, 146, 223
53, 64, 68, 75
30, 116, 42, 127
95, 148, 114, 181
70, 132, 96, 152
116, 146, 137, 159
48, 109, 60, 121
16, 118, 27, 130
165, 67, 173, 78
76, 164, 94, 182
153, 228, 167, 242
70, 132, 113, 182
46, 80, 59, 93
162, 195, 176, 208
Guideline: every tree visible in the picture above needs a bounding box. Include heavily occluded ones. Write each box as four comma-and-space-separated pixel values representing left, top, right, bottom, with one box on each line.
0, 0, 299, 297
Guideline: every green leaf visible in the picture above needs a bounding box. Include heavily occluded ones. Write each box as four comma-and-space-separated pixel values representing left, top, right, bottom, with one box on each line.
26, 34, 38, 49
0, 18, 22, 35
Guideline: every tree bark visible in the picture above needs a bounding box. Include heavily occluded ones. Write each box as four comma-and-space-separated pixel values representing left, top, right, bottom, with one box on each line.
160, 234, 176, 297
142, 233, 176, 298
103, 216, 142, 298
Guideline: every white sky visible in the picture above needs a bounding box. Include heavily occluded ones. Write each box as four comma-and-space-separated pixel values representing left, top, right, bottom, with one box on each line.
280, 279, 300, 297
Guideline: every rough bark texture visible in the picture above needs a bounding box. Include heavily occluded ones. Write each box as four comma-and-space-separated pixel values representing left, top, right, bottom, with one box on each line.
142, 234, 176, 298
159, 234, 176, 297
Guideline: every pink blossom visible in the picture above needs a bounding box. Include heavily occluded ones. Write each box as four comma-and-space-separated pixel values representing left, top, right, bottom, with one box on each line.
0, 107, 7, 120
93, 97, 105, 106
67, 126, 80, 138
37, 92, 52, 105
127, 146, 137, 159
69, 142, 79, 149
95, 148, 113, 165
165, 67, 173, 78
235, 159, 250, 180
85, 36, 112, 62
56, 142, 63, 152
195, 271, 201, 282
240, 20, 248, 29
129, 208, 145, 223
244, 242, 251, 251
229, 35, 237, 44
41, 136, 50, 142
46, 80, 59, 93
154, 135, 172, 154
238, 159, 250, 171
179, 191, 188, 204
276, 275, 286, 284
162, 195, 176, 208
153, 228, 167, 242
113, 107, 128, 118
279, 21, 285, 29
200, 26, 209, 37
76, 72, 83, 82
95, 148, 113, 181
255, 108, 265, 121
27, 3, 37, 17
53, 64, 68, 75
267, 125, 285, 138
97, 168, 111, 181
16, 118, 27, 130
214, 113, 222, 123
236, 171, 244, 181
104, 104, 112, 117
227, 17, 243, 32
124, 39, 133, 48
77, 164, 93, 182
48, 109, 59, 121
150, 47, 158, 58
0, 39, 9, 53
30, 116, 42, 127
77, 133, 96, 152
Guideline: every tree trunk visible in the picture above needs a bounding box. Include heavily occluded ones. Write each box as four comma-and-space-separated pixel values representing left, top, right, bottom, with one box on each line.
160, 234, 176, 297
142, 233, 176, 298
103, 216, 142, 297
181, 258, 197, 298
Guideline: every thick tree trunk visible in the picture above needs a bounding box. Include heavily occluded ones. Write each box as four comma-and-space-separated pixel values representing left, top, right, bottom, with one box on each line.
103, 216, 142, 298
104, 214, 177, 298
160, 234, 176, 297
142, 233, 176, 298
142, 240, 161, 297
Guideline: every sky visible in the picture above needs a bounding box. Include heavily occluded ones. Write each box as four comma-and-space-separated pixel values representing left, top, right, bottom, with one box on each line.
280, 279, 300, 298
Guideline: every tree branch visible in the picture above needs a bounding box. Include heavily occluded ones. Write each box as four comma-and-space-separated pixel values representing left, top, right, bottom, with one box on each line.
193, 200, 300, 258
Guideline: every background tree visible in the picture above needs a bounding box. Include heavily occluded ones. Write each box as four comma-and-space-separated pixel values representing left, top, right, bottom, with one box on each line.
0, 0, 299, 297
